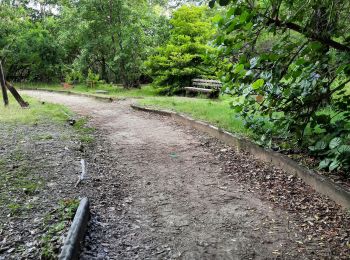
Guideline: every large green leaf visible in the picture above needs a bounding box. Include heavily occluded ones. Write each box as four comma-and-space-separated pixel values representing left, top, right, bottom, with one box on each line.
252, 79, 264, 90
329, 137, 342, 149
315, 140, 327, 151
319, 159, 331, 169
338, 145, 350, 154
234, 64, 245, 74
329, 160, 340, 171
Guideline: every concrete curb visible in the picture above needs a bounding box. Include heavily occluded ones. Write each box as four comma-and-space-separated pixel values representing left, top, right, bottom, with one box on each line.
131, 104, 350, 210
59, 197, 90, 260
20, 88, 116, 102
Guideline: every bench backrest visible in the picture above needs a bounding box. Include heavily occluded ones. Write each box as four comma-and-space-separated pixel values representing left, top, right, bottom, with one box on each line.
192, 79, 222, 89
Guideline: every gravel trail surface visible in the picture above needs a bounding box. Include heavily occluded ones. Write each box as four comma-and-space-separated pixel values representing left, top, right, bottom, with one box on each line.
21, 90, 349, 259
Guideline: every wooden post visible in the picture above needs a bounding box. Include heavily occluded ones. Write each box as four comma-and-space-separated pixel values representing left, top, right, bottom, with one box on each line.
0, 61, 9, 106
6, 81, 29, 108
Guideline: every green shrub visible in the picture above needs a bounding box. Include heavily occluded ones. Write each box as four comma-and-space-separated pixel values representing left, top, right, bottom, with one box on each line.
145, 5, 218, 94
86, 69, 103, 88
64, 69, 83, 84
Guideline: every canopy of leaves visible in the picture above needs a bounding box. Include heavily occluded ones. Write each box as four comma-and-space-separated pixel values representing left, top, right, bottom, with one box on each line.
0, 0, 170, 87
0, 3, 63, 81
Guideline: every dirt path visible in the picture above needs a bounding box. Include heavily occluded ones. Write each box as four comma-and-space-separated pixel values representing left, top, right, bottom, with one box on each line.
21, 91, 347, 259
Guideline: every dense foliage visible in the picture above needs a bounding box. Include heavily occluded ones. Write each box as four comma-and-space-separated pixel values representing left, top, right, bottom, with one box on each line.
0, 2, 63, 81
0, 0, 169, 87
210, 0, 350, 172
145, 5, 217, 94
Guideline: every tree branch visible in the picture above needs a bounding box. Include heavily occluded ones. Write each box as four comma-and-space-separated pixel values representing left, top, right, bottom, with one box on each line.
265, 17, 350, 52
330, 78, 350, 95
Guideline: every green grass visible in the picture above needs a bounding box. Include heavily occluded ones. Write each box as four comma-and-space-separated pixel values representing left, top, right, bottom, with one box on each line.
18, 82, 160, 98
0, 95, 94, 143
73, 118, 95, 143
139, 96, 251, 136
0, 157, 43, 216
0, 97, 74, 216
0, 95, 73, 124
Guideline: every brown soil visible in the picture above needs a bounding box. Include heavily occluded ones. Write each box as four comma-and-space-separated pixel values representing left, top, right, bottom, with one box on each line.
21, 90, 350, 259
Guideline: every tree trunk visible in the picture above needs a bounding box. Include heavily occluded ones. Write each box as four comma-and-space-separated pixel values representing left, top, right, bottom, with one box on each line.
0, 61, 9, 106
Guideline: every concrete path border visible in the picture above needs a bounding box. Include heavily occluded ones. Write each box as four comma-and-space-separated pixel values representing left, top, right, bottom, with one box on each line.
20, 88, 116, 102
59, 197, 90, 260
131, 104, 350, 210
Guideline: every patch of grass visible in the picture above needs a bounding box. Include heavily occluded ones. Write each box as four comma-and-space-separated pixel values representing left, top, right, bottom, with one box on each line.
139, 96, 251, 136
73, 118, 95, 144
18, 82, 160, 98
0, 95, 73, 125
0, 160, 42, 216
0, 95, 93, 220
40, 198, 79, 259
8, 203, 22, 214
34, 133, 54, 141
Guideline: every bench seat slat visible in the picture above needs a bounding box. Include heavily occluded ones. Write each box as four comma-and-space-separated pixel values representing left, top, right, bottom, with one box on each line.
184, 87, 215, 93
192, 79, 221, 83
193, 82, 221, 87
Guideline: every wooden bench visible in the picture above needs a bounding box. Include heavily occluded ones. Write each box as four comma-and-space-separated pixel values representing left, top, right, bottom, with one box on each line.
184, 79, 221, 98
95, 90, 109, 94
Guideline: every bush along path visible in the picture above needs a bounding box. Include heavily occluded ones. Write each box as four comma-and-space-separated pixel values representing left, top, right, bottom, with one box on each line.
21, 90, 350, 259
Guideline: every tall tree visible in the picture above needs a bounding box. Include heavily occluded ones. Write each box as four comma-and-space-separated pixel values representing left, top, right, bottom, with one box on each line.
0, 1, 63, 81
145, 5, 217, 94
59, 0, 169, 87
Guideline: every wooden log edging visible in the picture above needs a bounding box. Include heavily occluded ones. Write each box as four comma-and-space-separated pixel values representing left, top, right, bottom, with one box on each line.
131, 104, 350, 210
59, 197, 90, 260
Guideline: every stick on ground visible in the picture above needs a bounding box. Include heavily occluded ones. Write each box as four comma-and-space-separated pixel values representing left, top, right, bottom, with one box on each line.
75, 159, 87, 187
6, 81, 29, 108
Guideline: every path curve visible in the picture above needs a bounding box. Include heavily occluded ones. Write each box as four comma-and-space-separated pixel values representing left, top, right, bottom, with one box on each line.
22, 90, 316, 259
